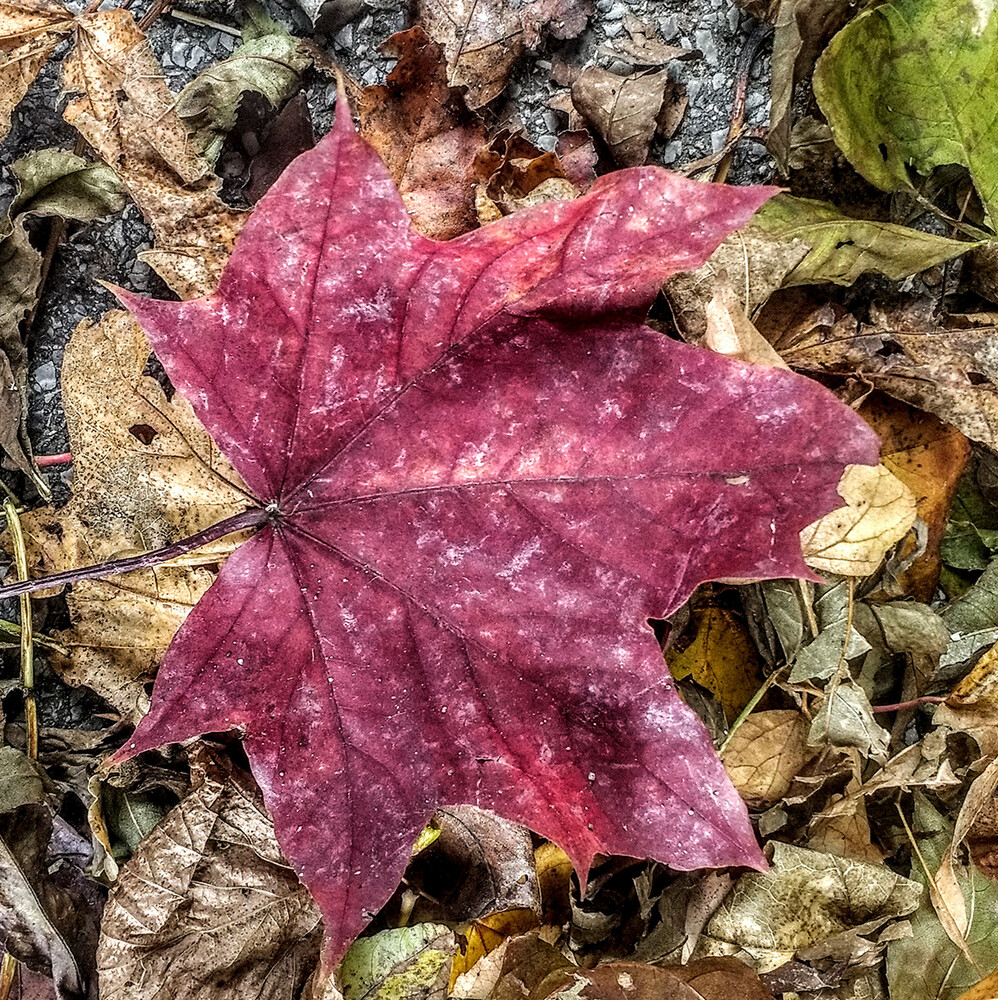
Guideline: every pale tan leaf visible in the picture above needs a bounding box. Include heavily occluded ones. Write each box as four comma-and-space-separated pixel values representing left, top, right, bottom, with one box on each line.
801, 464, 917, 576
722, 710, 814, 807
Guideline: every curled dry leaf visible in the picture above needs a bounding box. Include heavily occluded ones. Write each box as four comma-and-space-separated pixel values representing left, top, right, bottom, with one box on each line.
801, 464, 917, 577
0, 0, 74, 141
416, 0, 591, 108
16, 310, 248, 721
359, 27, 489, 240
97, 747, 322, 1000
722, 710, 815, 808
406, 806, 540, 924
62, 8, 245, 297
695, 842, 921, 973
781, 311, 998, 454
175, 2, 315, 166
571, 67, 673, 168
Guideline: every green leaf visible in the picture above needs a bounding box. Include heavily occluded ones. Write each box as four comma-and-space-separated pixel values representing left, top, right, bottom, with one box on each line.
941, 558, 998, 667
175, 2, 313, 166
752, 194, 979, 285
340, 925, 455, 1000
887, 795, 998, 1000
942, 472, 998, 571
9, 149, 124, 227
814, 0, 998, 228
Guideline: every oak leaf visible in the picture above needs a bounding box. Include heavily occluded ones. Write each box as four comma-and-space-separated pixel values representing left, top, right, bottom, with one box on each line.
108, 103, 879, 964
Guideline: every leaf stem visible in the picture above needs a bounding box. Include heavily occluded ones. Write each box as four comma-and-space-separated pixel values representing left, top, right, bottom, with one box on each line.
4, 498, 36, 759
871, 695, 947, 713
0, 507, 270, 602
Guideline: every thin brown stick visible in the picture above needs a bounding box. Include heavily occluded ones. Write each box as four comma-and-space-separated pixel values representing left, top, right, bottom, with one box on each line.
872, 695, 947, 713
0, 507, 270, 601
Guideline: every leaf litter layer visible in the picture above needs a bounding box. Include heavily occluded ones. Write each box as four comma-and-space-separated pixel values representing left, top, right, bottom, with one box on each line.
85, 98, 884, 964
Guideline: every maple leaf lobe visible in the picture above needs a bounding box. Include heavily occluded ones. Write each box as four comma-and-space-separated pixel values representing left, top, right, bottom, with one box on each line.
111, 103, 879, 965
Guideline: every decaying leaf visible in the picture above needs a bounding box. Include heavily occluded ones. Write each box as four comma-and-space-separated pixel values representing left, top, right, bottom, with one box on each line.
175, 2, 315, 166
696, 841, 921, 973
722, 711, 816, 807
474, 132, 590, 225
814, 0, 998, 227
0, 748, 103, 1000
540, 957, 776, 1000
887, 796, 998, 1000
777, 308, 998, 454
107, 100, 881, 964
359, 27, 488, 240
0, 0, 74, 140
17, 310, 248, 720
449, 931, 570, 1000
0, 148, 124, 495
406, 807, 541, 923
416, 0, 592, 108
62, 8, 245, 296
751, 195, 977, 285
97, 747, 322, 1000
801, 464, 917, 577
570, 66, 678, 168
339, 924, 455, 1000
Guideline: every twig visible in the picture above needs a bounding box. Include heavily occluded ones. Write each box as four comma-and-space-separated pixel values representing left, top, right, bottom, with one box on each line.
0, 507, 269, 601
34, 453, 72, 467
713, 22, 773, 184
3, 498, 36, 759
872, 695, 947, 713
719, 667, 785, 755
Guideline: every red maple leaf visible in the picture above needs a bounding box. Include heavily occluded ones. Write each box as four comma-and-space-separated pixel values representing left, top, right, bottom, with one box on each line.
107, 104, 878, 964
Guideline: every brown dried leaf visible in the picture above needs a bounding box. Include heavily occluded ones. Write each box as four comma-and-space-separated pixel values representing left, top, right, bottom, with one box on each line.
722, 710, 815, 808
62, 9, 245, 297
801, 464, 917, 577
97, 747, 322, 1000
860, 394, 970, 600
0, 0, 74, 141
407, 807, 541, 924
780, 311, 998, 453
449, 932, 570, 1000
417, 0, 592, 107
541, 958, 775, 1000
360, 27, 489, 240
416, 0, 525, 107
571, 67, 672, 167
16, 311, 248, 720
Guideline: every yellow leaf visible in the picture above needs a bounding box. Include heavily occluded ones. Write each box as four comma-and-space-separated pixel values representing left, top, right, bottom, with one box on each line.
667, 607, 763, 722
